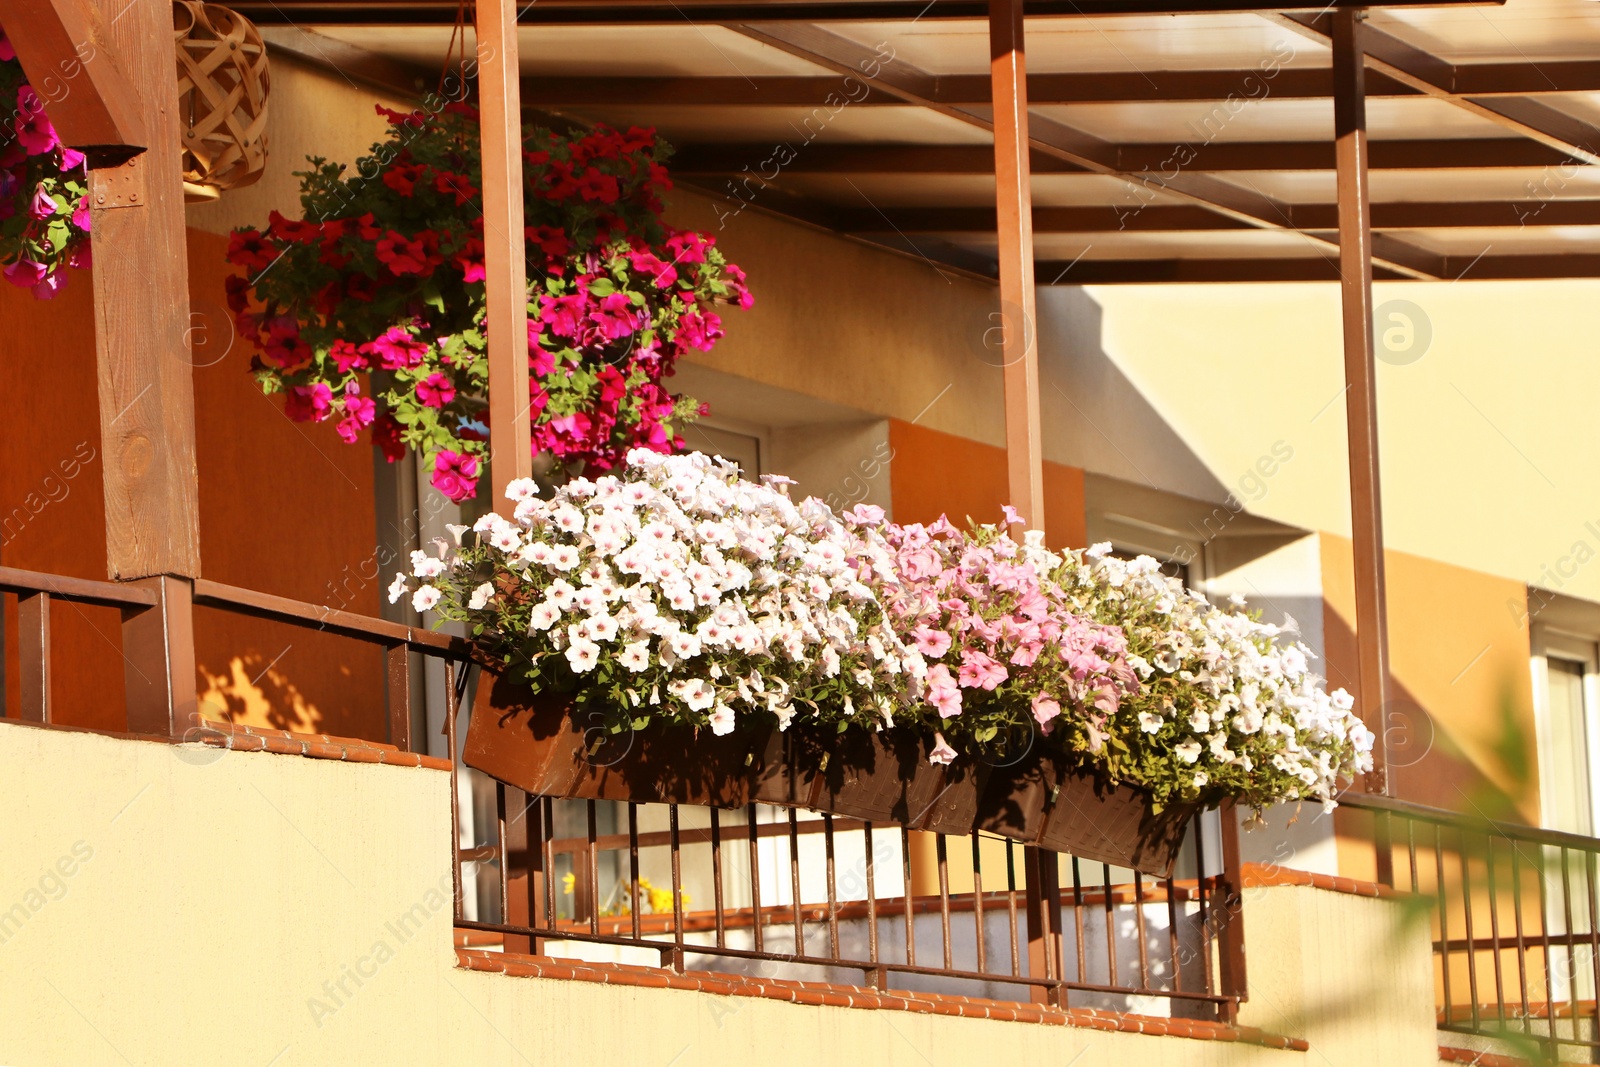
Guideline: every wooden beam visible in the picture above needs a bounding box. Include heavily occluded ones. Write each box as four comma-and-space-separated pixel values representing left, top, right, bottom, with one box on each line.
233, 0, 1505, 25
1332, 10, 1391, 797
836, 199, 1600, 234
990, 0, 1044, 535
0, 0, 148, 165
669, 138, 1576, 178
523, 64, 1600, 108
1038, 253, 1600, 283
476, 0, 532, 502
1277, 13, 1600, 167
729, 21, 1443, 279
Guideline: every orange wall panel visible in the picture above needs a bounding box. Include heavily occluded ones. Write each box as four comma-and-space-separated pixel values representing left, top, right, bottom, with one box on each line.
887, 419, 1086, 549
0, 229, 386, 740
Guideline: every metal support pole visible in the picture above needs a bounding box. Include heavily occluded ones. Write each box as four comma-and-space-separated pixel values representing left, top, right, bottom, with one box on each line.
989, 0, 1044, 535
1332, 8, 1392, 798
476, 0, 533, 503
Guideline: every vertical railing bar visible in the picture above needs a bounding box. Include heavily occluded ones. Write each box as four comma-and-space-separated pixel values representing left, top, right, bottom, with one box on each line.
670, 804, 685, 972
1459, 826, 1479, 1032
1071, 855, 1087, 984
1435, 823, 1454, 1029
18, 591, 49, 724
937, 834, 953, 971
902, 826, 916, 968
864, 821, 880, 970
628, 802, 642, 942
1006, 840, 1021, 978
1133, 871, 1151, 991
824, 813, 840, 961
1166, 870, 1183, 994
972, 833, 988, 974
1485, 834, 1506, 1030
711, 807, 726, 949
445, 660, 462, 924
1510, 839, 1532, 1040
1561, 846, 1578, 1045
541, 797, 556, 932
1196, 826, 1213, 996
789, 808, 804, 958
587, 801, 601, 937
1584, 849, 1600, 1050
1407, 818, 1420, 894
495, 783, 511, 933
1535, 840, 1558, 1059
1102, 862, 1118, 990
748, 804, 763, 954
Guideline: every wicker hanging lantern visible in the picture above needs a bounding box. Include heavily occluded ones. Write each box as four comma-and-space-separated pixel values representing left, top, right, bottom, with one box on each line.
173, 2, 269, 200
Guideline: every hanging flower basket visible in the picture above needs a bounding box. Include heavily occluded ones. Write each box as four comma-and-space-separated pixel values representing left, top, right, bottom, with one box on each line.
227, 104, 750, 502
0, 24, 92, 299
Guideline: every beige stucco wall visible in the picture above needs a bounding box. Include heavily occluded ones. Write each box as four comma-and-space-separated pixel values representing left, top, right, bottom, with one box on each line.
1082, 281, 1600, 603
1235, 882, 1438, 1067
0, 720, 1453, 1066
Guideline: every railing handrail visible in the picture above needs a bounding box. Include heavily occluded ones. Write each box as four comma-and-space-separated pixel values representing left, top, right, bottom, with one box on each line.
1341, 791, 1600, 854
0, 565, 159, 608
192, 577, 469, 656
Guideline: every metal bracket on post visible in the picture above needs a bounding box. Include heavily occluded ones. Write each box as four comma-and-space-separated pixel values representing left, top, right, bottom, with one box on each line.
120, 575, 196, 738
90, 154, 147, 209
1022, 844, 1063, 1006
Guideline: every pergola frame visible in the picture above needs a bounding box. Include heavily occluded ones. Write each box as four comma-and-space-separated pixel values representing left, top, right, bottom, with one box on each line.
2, 0, 1538, 895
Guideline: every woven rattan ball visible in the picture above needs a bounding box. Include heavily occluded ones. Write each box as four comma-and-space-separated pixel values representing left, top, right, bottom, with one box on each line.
174, 2, 269, 192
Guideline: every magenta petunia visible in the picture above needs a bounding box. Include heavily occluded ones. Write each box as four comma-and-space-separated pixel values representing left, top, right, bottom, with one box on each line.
3, 259, 47, 289
28, 184, 58, 220
415, 372, 456, 408
430, 449, 479, 502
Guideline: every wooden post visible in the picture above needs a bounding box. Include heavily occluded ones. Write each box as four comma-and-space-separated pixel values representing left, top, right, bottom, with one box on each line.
84, 0, 200, 737
475, 0, 532, 504
1332, 9, 1393, 799
989, 0, 1043, 534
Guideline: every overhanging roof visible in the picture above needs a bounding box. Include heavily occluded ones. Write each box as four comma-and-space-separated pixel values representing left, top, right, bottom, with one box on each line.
244, 0, 1600, 282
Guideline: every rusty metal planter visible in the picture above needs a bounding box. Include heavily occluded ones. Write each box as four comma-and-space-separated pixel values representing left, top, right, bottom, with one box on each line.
464, 671, 788, 808
787, 727, 989, 835
975, 749, 1197, 877
465, 671, 984, 830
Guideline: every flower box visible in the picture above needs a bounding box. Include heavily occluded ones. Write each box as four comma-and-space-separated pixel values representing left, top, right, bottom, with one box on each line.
466, 669, 985, 834
465, 670, 787, 808
975, 750, 1196, 877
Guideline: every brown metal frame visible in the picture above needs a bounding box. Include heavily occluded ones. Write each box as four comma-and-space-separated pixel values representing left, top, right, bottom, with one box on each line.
1347, 793, 1600, 1060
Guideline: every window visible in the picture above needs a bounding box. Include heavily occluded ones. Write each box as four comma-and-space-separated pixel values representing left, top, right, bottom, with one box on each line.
1533, 629, 1600, 836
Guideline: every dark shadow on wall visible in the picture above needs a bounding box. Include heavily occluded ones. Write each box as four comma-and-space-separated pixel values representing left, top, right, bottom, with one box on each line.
1039, 287, 1233, 504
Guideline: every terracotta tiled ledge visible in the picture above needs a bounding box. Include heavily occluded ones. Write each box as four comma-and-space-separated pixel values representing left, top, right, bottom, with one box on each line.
455, 947, 1309, 1050
1239, 863, 1405, 900
1439, 1045, 1534, 1066
188, 716, 451, 770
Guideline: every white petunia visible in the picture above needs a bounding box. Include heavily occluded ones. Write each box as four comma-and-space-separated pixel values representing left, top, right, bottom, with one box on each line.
618, 640, 651, 672
1174, 740, 1202, 764
386, 573, 409, 605
411, 586, 441, 612
468, 582, 495, 610
565, 638, 601, 673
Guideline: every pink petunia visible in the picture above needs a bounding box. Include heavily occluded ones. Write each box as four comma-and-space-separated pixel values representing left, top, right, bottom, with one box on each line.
928, 732, 957, 766
925, 664, 963, 719
1031, 694, 1062, 727
362, 326, 429, 370
14, 90, 59, 156
3, 260, 47, 290
911, 625, 952, 659
957, 650, 1007, 691
28, 184, 58, 219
